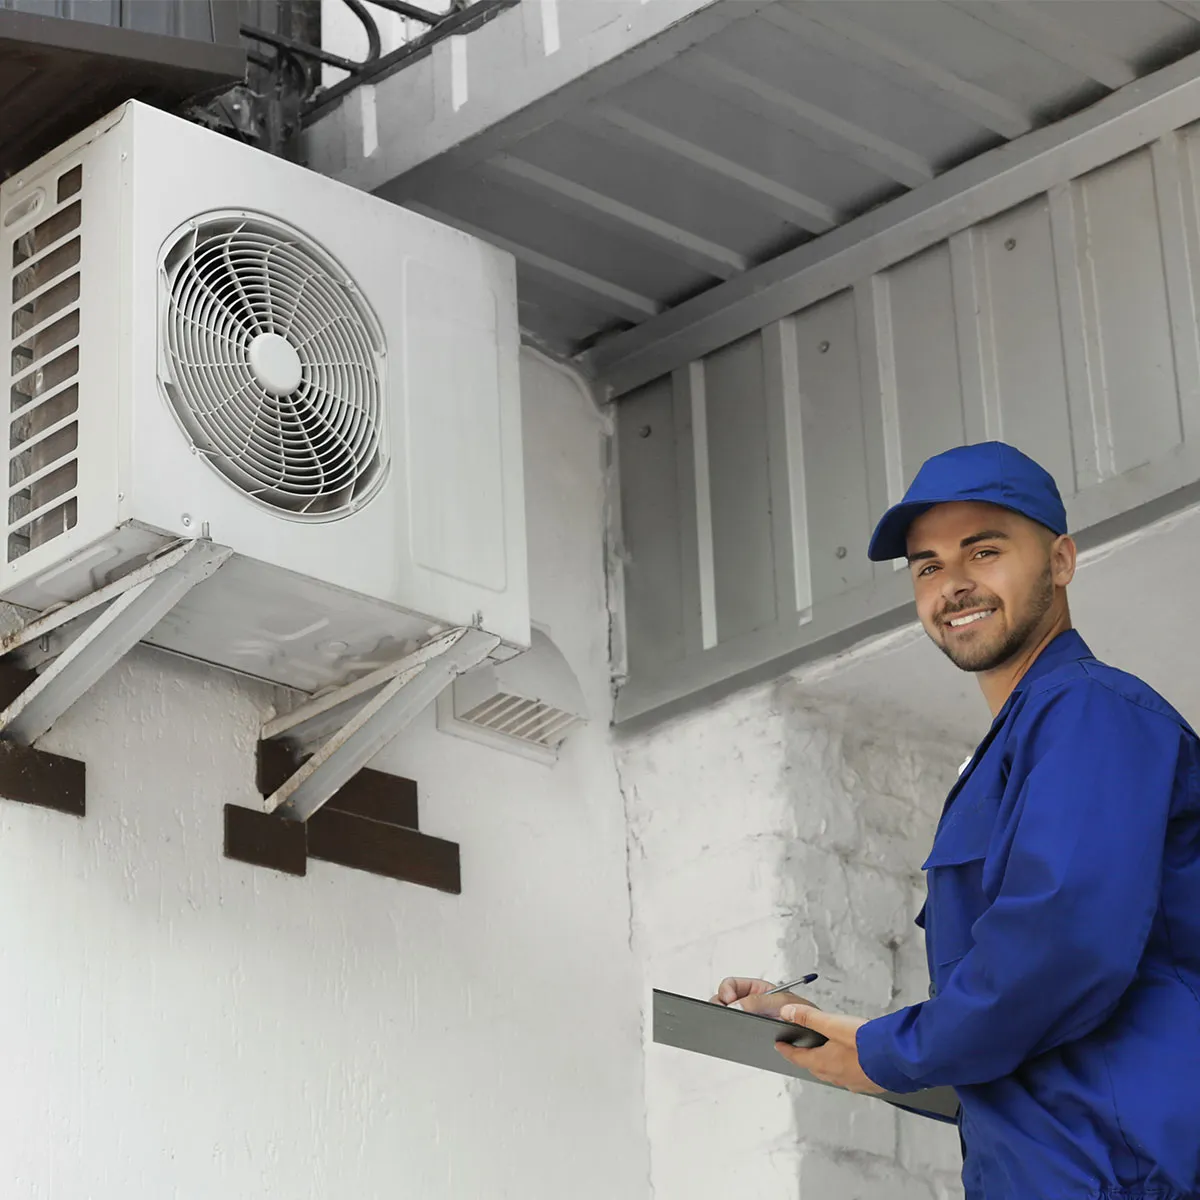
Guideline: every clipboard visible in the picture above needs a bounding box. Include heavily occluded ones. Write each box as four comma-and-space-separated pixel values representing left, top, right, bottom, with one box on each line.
652, 989, 961, 1123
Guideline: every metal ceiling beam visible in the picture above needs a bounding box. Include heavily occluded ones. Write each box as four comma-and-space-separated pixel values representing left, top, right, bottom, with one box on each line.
667, 51, 935, 189
956, 1, 1137, 91
583, 106, 840, 234
584, 44, 1200, 397
485, 153, 749, 279
403, 201, 662, 321
761, 3, 1034, 141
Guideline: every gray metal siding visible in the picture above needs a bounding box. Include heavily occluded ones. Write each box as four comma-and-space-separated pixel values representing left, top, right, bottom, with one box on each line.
889, 244, 967, 484
616, 117, 1200, 723
791, 292, 873, 609
617, 377, 687, 676
0, 0, 235, 41
968, 196, 1076, 493
0, 0, 265, 43
705, 334, 776, 644
1081, 150, 1181, 475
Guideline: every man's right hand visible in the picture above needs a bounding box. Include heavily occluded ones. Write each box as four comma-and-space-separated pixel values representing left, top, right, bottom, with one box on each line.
710, 977, 820, 1017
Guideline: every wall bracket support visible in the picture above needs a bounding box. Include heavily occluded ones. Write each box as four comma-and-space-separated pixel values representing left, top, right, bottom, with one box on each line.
261, 625, 500, 823
0, 539, 232, 745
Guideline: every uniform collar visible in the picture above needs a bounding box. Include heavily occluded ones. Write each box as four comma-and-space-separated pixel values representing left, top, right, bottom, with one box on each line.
983, 628, 1092, 732
1009, 628, 1093, 698
942, 630, 1094, 818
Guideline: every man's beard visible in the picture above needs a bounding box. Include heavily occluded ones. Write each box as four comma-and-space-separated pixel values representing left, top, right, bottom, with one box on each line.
935, 565, 1055, 673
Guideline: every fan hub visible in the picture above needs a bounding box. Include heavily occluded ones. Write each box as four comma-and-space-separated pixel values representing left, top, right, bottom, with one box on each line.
248, 332, 303, 396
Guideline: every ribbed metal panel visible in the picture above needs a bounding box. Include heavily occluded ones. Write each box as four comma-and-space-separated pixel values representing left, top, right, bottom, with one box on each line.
614, 110, 1200, 723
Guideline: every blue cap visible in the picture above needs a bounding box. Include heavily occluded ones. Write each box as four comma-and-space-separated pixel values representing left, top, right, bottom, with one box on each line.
867, 441, 1067, 562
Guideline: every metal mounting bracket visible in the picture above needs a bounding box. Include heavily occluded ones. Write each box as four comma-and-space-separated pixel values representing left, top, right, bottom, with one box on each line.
0, 540, 232, 744
262, 625, 500, 823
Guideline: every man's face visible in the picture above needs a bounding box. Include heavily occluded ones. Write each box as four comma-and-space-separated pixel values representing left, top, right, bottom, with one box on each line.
905, 502, 1072, 673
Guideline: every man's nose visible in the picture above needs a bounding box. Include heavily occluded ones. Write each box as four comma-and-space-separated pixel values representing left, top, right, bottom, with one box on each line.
940, 566, 976, 601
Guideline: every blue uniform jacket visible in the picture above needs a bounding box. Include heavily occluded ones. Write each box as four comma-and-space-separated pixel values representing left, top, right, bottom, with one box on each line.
857, 631, 1200, 1200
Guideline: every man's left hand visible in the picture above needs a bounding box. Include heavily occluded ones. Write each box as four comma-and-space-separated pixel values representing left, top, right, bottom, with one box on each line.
775, 1004, 886, 1095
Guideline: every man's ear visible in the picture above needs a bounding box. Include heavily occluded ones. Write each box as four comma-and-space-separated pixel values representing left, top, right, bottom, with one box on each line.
1051, 534, 1077, 588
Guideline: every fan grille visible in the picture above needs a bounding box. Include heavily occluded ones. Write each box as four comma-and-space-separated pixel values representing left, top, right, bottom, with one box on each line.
160, 214, 386, 519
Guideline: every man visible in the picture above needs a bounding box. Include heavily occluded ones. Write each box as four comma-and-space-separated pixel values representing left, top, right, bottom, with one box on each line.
715, 442, 1200, 1200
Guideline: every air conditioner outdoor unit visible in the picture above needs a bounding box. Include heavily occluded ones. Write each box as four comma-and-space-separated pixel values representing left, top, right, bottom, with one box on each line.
0, 100, 528, 699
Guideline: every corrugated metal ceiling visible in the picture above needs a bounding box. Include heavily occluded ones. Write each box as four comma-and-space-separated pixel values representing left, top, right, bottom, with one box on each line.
385, 0, 1200, 360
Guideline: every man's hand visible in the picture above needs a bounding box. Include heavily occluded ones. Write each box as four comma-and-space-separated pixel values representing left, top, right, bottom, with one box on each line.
775, 1004, 886, 1095
710, 977, 819, 1017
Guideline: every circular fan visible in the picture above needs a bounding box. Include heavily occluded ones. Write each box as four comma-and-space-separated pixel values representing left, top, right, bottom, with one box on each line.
159, 213, 387, 519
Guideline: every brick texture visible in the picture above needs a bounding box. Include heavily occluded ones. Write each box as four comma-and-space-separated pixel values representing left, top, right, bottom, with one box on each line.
620, 678, 971, 1199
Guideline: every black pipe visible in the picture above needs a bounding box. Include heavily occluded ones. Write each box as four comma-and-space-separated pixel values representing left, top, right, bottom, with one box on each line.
241, 0, 384, 80
237, 0, 518, 127
341, 0, 383, 64
302, 0, 519, 122
240, 23, 365, 73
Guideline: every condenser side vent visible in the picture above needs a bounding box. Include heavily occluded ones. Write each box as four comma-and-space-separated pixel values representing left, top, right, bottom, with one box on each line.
458, 690, 579, 750
437, 626, 587, 764
5, 162, 84, 564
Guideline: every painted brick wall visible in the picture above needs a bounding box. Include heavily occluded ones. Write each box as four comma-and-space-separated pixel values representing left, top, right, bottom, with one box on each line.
618, 674, 972, 1199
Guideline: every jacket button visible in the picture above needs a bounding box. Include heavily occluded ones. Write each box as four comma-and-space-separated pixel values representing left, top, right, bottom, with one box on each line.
929, 983, 937, 998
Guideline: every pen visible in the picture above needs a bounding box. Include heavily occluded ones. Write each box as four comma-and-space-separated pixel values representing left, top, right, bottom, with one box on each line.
728, 973, 818, 1010
763, 972, 819, 996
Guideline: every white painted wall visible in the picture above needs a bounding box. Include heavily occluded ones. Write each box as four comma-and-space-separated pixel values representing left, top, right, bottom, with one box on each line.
0, 350, 651, 1200
618, 679, 972, 1200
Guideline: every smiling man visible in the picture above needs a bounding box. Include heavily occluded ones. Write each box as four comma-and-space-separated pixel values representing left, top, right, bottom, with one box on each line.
715, 442, 1200, 1200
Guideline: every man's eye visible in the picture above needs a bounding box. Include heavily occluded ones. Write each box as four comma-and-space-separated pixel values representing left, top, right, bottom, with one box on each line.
918, 563, 938, 577
974, 548, 997, 560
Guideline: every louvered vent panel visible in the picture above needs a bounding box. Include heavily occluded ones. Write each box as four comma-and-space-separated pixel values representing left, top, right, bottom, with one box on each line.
459, 692, 582, 750
6, 163, 83, 564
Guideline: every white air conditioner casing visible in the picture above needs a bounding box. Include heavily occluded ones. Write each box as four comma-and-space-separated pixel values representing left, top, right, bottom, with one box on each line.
0, 101, 528, 693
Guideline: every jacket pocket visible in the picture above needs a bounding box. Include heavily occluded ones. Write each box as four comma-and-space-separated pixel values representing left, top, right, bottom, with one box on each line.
922, 796, 994, 870
922, 797, 996, 970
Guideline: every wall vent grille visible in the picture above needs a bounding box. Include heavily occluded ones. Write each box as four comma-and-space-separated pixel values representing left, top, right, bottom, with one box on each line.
458, 692, 582, 750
